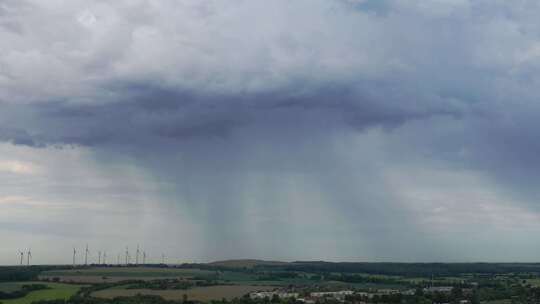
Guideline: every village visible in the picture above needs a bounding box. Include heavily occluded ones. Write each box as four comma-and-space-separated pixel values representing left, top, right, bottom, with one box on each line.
250, 285, 475, 304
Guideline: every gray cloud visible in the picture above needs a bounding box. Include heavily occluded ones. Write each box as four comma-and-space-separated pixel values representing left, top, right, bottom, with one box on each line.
1, 0, 540, 263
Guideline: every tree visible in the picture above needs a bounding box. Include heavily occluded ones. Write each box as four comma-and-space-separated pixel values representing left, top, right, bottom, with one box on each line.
452, 287, 463, 300
471, 291, 480, 304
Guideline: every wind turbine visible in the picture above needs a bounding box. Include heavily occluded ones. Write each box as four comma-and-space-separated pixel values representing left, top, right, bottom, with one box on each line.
103, 251, 107, 265
26, 248, 32, 266
136, 244, 140, 265
125, 246, 129, 265
98, 251, 102, 265
18, 250, 24, 266
143, 251, 146, 265
73, 248, 77, 267
84, 244, 89, 266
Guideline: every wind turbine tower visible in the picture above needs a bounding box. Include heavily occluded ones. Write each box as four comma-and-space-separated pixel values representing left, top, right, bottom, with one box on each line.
18, 250, 24, 266
73, 248, 77, 267
103, 251, 107, 265
26, 249, 31, 266
98, 251, 101, 264
125, 246, 129, 265
143, 251, 146, 265
136, 244, 140, 265
85, 244, 89, 266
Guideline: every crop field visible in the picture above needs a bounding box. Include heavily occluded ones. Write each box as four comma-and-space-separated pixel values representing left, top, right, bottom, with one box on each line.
39, 267, 321, 285
92, 285, 275, 302
39, 267, 219, 283
42, 267, 215, 277
0, 282, 25, 293
234, 279, 313, 286
0, 282, 82, 304
525, 278, 540, 287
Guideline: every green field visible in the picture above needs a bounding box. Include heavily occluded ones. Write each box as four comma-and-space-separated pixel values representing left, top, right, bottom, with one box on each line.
40, 267, 223, 283
42, 267, 216, 278
40, 267, 423, 288
525, 278, 540, 287
41, 267, 278, 284
0, 283, 25, 293
92, 285, 276, 302
0, 282, 82, 304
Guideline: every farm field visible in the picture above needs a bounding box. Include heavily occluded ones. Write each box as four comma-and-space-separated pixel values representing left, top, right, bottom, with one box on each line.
39, 267, 417, 287
0, 282, 82, 304
42, 267, 215, 277
525, 278, 540, 287
39, 267, 311, 285
92, 285, 276, 302
0, 282, 25, 293
39, 267, 219, 283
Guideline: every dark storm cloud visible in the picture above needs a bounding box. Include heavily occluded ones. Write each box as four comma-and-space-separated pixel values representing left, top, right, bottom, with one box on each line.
0, 83, 462, 149
0, 127, 41, 147
0, 0, 28, 33
2, 0, 540, 261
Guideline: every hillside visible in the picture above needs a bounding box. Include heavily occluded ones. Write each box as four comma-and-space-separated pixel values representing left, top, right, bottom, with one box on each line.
208, 259, 289, 269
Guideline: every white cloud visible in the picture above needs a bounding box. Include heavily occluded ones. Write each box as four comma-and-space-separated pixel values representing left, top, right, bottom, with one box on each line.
0, 196, 28, 204
76, 10, 97, 28
0, 160, 39, 175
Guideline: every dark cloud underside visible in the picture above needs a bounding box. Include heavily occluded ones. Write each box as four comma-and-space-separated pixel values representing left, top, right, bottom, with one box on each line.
1, 0, 540, 263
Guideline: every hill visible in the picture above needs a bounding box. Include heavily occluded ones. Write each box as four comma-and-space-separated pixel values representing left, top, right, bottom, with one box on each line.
208, 259, 289, 269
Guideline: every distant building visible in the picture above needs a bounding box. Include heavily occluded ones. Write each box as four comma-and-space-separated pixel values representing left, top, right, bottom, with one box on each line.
310, 290, 354, 300
376, 289, 400, 295
402, 289, 416, 296
250, 291, 299, 300
462, 288, 474, 296
424, 286, 454, 294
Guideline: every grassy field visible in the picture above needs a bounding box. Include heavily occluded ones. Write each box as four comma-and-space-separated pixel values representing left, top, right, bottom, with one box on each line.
93, 285, 275, 302
42, 267, 215, 277
0, 283, 25, 293
0, 282, 82, 304
40, 267, 425, 287
41, 267, 310, 285
40, 267, 220, 283
525, 278, 540, 287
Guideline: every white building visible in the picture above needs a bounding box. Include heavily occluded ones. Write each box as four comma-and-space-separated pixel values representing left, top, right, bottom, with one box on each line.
250, 291, 299, 299
424, 286, 454, 293
376, 289, 400, 295
310, 290, 354, 299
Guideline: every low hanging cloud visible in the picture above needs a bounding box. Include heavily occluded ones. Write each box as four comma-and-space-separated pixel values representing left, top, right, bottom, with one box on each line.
0, 160, 39, 175
2, 0, 540, 262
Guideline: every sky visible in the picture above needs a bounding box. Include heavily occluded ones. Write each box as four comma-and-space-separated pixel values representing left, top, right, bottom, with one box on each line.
2, 0, 540, 265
